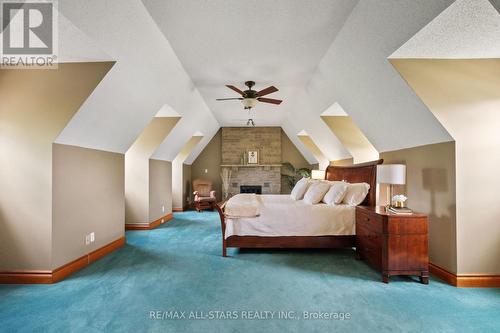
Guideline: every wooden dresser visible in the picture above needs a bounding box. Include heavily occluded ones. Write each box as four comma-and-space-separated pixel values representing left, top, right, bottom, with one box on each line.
355, 206, 429, 284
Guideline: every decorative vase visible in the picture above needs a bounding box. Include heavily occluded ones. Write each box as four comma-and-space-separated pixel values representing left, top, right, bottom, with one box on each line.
393, 200, 405, 208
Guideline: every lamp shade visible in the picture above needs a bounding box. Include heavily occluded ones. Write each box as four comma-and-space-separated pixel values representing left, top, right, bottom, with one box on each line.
311, 170, 326, 180
377, 164, 406, 185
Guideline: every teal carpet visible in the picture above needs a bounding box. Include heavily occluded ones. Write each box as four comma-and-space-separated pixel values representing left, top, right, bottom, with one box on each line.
1, 211, 499, 333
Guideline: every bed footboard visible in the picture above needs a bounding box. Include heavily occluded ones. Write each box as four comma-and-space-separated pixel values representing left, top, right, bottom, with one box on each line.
214, 203, 227, 257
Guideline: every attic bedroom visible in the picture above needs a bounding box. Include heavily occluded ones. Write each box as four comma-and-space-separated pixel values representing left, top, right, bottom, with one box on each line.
1, 0, 499, 332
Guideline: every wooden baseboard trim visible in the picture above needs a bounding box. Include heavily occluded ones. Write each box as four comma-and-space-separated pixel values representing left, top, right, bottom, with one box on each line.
0, 236, 126, 284
125, 213, 173, 230
429, 263, 457, 286
0, 271, 53, 284
456, 275, 500, 288
172, 207, 184, 212
88, 237, 126, 264
51, 255, 89, 283
430, 262, 500, 288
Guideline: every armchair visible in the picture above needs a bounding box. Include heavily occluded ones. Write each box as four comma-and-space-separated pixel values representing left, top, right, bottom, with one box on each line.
193, 179, 216, 212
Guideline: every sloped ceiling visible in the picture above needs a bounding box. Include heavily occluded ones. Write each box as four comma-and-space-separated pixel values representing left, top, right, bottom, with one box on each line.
0, 6, 112, 64
141, 0, 459, 164
142, 0, 359, 127
141, 0, 357, 163
56, 0, 219, 162
390, 0, 500, 59
387, 0, 500, 274
287, 0, 456, 160
46, 0, 466, 164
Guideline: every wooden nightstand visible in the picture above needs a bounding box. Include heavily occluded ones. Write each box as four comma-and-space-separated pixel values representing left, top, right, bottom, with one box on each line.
355, 206, 429, 284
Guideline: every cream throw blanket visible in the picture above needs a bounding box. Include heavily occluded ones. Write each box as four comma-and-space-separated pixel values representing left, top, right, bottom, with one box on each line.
224, 193, 261, 218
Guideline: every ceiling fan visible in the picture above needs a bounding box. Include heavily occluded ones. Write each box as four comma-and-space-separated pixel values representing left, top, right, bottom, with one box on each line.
216, 81, 282, 109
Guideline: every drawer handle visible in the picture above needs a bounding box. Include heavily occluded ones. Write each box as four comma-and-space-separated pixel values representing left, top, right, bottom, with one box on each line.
364, 217, 370, 222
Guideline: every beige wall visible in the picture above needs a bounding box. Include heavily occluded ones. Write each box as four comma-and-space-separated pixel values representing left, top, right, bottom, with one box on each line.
380, 142, 457, 273
125, 117, 179, 224
297, 134, 329, 170
52, 144, 125, 269
281, 130, 315, 193
333, 142, 457, 273
0, 62, 113, 271
149, 159, 172, 221
322, 116, 379, 164
183, 164, 192, 208
172, 135, 203, 209
191, 130, 222, 201
392, 58, 500, 274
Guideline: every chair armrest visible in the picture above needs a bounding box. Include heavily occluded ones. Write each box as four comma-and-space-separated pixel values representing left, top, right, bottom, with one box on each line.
193, 191, 199, 196
210, 190, 216, 198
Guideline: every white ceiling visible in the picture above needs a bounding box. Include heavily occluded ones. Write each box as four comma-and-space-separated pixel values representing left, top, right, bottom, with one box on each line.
50, 0, 482, 164
284, 0, 456, 157
56, 0, 219, 162
391, 0, 500, 59
142, 0, 358, 127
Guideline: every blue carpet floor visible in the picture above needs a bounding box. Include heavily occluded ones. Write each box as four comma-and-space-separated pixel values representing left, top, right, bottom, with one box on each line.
1, 211, 499, 333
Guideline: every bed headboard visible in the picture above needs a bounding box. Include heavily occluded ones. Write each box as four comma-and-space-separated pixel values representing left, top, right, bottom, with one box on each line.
325, 159, 384, 206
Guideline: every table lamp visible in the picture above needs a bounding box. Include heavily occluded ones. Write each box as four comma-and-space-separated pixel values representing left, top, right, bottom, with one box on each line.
377, 164, 406, 207
311, 170, 326, 180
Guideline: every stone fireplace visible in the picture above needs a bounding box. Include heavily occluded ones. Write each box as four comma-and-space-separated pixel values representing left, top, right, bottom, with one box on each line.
240, 185, 262, 194
221, 127, 281, 195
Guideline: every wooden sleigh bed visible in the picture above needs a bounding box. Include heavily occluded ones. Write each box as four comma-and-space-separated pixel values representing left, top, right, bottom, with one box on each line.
215, 159, 383, 257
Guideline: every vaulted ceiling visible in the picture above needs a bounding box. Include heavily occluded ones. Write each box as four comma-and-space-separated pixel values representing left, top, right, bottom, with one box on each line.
50, 0, 497, 165
142, 0, 358, 127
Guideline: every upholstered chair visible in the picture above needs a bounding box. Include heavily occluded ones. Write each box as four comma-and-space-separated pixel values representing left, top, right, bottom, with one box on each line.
192, 179, 216, 212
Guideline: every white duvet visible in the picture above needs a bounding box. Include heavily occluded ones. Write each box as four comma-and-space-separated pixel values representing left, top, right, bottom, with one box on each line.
224, 195, 355, 239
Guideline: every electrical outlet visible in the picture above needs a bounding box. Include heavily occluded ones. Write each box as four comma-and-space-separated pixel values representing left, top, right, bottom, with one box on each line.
85, 235, 90, 245
204, 169, 208, 173
161, 218, 165, 224
162, 205, 165, 213
90, 232, 95, 243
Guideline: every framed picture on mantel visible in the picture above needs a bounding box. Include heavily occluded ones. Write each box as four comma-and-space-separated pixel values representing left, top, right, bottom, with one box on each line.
247, 150, 258, 164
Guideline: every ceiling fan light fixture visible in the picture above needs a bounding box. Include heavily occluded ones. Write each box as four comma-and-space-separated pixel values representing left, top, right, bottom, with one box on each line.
242, 98, 257, 109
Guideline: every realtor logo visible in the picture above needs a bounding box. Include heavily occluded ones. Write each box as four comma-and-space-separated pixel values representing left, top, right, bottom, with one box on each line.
1, 0, 58, 68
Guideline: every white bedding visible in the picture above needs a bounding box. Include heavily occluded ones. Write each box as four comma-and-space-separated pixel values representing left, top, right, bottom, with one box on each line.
224, 193, 260, 218
224, 195, 355, 239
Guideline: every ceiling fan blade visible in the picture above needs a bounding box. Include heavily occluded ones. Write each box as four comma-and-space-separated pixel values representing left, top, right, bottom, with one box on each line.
257, 97, 282, 105
225, 85, 245, 96
216, 98, 243, 101
256, 86, 278, 97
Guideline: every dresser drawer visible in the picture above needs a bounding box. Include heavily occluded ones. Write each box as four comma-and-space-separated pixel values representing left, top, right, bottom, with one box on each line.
355, 206, 429, 284
356, 209, 383, 235
386, 217, 428, 235
357, 234, 382, 269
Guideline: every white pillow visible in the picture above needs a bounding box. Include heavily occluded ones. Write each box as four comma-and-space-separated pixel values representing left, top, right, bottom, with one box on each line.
342, 183, 370, 206
290, 177, 310, 200
322, 181, 348, 205
303, 181, 331, 205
